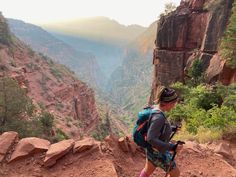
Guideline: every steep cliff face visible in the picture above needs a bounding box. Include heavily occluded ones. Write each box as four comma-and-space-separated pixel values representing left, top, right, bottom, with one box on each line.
0, 13, 99, 137
151, 0, 236, 102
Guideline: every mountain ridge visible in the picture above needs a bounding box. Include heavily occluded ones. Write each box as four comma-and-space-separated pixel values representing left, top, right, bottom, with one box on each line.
41, 16, 147, 45
7, 18, 106, 89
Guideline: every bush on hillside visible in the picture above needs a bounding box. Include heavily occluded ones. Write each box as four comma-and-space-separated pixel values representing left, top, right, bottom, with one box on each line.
188, 59, 204, 85
0, 77, 30, 126
51, 128, 69, 143
92, 110, 111, 141
0, 16, 12, 45
168, 82, 236, 141
0, 76, 68, 142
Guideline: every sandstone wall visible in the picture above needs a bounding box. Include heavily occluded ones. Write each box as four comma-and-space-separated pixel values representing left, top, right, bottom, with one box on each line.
151, 0, 235, 102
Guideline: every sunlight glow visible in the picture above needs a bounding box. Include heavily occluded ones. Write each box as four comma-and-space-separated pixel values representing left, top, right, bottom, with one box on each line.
0, 0, 181, 27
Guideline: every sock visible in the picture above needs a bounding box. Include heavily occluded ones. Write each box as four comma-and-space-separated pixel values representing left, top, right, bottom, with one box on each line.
139, 169, 149, 177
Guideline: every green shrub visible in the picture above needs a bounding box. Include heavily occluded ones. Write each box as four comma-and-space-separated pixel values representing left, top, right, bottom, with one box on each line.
204, 105, 236, 130
169, 82, 236, 141
0, 77, 69, 141
0, 118, 43, 138
0, 18, 12, 45
188, 59, 204, 85
50, 67, 62, 81
39, 111, 54, 128
0, 77, 30, 126
91, 113, 111, 141
52, 128, 69, 143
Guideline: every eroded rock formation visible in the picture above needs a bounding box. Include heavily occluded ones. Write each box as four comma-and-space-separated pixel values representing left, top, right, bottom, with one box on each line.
151, 0, 236, 102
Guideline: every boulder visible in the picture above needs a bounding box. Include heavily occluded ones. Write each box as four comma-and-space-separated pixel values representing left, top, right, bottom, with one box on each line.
9, 137, 50, 162
126, 136, 137, 154
44, 139, 74, 167
214, 142, 233, 159
219, 65, 236, 85
104, 135, 119, 148
0, 131, 18, 162
184, 141, 202, 153
118, 137, 129, 152
73, 137, 97, 153
205, 54, 224, 83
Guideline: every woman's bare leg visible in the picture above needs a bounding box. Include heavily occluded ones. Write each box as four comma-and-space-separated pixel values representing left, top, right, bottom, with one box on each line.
144, 159, 156, 175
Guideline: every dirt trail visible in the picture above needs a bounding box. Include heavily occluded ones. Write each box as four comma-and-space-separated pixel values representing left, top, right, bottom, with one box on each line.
0, 139, 236, 177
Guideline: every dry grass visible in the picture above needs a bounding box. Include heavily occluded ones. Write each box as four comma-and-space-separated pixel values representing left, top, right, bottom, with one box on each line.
173, 122, 223, 143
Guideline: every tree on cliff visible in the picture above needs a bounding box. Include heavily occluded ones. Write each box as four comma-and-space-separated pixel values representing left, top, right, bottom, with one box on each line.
189, 59, 203, 85
0, 12, 12, 45
159, 2, 177, 18
220, 0, 236, 68
0, 77, 30, 126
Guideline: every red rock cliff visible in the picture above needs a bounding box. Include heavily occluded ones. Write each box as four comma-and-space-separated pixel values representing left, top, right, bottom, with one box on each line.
151, 0, 236, 102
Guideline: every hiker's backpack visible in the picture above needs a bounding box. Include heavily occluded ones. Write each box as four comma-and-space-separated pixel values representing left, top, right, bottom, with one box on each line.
132, 107, 164, 148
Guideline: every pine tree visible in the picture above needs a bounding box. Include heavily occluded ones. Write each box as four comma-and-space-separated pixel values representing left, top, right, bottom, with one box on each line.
0, 77, 29, 126
0, 12, 12, 45
189, 59, 203, 85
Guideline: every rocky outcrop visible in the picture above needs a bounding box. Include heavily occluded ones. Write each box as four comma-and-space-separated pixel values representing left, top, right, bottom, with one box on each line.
9, 137, 50, 162
73, 137, 99, 153
0, 131, 137, 167
214, 142, 233, 159
44, 139, 75, 167
151, 0, 235, 101
0, 131, 18, 162
1, 131, 236, 177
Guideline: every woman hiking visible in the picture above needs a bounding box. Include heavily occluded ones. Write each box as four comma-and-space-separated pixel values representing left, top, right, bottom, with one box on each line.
139, 87, 183, 177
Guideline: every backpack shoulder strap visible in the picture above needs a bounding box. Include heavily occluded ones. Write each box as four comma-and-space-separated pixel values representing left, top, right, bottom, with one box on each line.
147, 109, 164, 126
147, 109, 167, 137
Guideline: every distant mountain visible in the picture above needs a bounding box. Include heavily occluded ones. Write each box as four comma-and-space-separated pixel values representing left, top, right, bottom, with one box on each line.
50, 32, 124, 78
7, 18, 106, 89
42, 16, 147, 45
107, 22, 157, 115
129, 21, 157, 53
40, 17, 147, 78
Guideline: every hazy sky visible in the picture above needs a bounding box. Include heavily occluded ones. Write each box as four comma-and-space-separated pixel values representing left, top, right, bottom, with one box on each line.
0, 0, 181, 27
